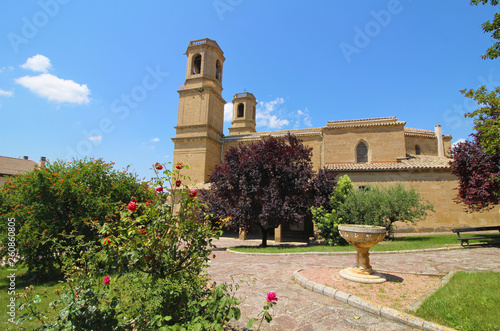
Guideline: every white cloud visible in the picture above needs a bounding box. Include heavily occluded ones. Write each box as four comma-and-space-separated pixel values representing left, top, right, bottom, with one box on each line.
151, 137, 160, 142
21, 54, 52, 73
293, 108, 312, 128
451, 138, 467, 149
0, 89, 13, 97
15, 73, 91, 104
256, 97, 289, 129
89, 135, 102, 142
224, 102, 233, 122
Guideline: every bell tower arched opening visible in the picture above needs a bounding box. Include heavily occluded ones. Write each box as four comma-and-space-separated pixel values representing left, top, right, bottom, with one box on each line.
192, 54, 202, 75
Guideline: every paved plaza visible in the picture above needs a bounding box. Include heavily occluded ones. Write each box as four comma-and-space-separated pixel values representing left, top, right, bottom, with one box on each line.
208, 236, 500, 330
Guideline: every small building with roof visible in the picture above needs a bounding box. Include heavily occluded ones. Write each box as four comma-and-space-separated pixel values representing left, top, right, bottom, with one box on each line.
0, 156, 46, 186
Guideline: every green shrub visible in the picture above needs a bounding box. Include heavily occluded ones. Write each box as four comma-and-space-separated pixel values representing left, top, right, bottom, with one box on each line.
339, 184, 434, 238
0, 158, 153, 275
311, 175, 352, 245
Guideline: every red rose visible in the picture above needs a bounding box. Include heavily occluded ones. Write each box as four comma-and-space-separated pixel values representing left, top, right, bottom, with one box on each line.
156, 187, 163, 192
145, 200, 151, 206
175, 179, 182, 187
104, 236, 111, 244
155, 162, 163, 170
266, 292, 278, 302
189, 189, 197, 198
175, 162, 183, 170
128, 201, 137, 212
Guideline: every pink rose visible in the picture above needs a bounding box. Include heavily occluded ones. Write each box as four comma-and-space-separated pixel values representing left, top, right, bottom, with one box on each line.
156, 187, 163, 192
155, 162, 163, 170
266, 292, 277, 302
175, 162, 183, 170
175, 179, 182, 187
128, 201, 137, 212
189, 189, 197, 198
104, 276, 110, 285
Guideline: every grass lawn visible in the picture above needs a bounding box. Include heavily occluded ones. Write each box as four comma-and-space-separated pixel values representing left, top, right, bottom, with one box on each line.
229, 233, 500, 253
415, 271, 500, 330
0, 266, 64, 330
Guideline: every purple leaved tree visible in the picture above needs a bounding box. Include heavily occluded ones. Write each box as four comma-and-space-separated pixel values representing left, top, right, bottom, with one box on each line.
200, 134, 336, 247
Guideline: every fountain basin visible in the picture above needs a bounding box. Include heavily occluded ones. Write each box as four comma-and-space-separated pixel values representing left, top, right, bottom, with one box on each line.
338, 224, 387, 284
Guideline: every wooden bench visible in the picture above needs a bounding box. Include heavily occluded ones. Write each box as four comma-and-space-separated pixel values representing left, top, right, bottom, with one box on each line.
452, 226, 500, 247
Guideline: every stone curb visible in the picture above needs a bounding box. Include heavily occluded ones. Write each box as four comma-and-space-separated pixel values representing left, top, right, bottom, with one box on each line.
226, 246, 461, 256
292, 269, 457, 331
406, 271, 456, 313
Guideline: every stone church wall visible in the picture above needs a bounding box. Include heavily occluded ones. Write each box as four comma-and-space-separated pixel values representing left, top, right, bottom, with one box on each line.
342, 170, 499, 232
324, 125, 406, 164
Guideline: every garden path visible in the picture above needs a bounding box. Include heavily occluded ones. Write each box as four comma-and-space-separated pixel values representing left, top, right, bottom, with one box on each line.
208, 236, 500, 330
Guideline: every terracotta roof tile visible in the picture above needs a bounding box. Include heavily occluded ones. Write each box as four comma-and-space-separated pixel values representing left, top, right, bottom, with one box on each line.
0, 156, 37, 176
326, 155, 451, 171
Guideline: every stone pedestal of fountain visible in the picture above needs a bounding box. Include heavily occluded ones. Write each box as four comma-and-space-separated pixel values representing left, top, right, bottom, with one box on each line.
338, 224, 387, 284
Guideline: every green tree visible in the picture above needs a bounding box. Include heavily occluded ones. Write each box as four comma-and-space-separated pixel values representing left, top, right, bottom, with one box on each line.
471, 0, 500, 60
462, 0, 500, 155
338, 184, 434, 239
449, 1, 500, 209
0, 158, 153, 275
311, 175, 353, 246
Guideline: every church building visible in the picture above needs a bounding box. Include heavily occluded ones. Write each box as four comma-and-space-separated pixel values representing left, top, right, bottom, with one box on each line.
172, 38, 498, 235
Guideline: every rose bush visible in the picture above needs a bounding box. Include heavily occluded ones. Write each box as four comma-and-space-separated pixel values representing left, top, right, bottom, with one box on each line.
17, 162, 242, 330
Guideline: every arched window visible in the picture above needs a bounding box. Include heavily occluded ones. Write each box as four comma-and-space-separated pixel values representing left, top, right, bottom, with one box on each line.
237, 103, 244, 118
356, 142, 368, 163
192, 54, 202, 75
415, 145, 421, 155
215, 60, 222, 81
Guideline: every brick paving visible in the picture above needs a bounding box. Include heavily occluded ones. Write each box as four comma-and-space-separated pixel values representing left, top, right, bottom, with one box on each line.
207, 236, 500, 330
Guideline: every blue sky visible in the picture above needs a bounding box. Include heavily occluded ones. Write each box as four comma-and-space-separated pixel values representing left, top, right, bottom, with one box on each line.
1, 1, 499, 180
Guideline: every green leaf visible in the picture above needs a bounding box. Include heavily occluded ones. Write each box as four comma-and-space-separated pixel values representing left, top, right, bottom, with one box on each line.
247, 318, 256, 329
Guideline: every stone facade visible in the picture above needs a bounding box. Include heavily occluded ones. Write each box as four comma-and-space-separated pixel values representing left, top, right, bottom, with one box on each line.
172, 39, 499, 235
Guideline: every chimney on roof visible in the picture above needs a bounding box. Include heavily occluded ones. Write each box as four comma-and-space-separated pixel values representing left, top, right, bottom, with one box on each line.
434, 125, 444, 157
23, 156, 29, 160
39, 156, 47, 168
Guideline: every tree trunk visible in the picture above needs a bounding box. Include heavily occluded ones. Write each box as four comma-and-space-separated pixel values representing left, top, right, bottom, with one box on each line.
259, 224, 268, 248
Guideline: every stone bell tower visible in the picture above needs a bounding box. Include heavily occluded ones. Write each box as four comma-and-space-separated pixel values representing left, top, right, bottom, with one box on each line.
172, 39, 226, 184
228, 92, 257, 135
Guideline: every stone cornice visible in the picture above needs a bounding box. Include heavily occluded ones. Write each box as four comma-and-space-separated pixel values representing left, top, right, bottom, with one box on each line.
174, 123, 224, 137
187, 38, 225, 59
177, 86, 226, 103
325, 117, 406, 129
171, 136, 222, 147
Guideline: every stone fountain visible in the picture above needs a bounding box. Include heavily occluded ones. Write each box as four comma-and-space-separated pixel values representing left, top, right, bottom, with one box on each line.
338, 224, 387, 284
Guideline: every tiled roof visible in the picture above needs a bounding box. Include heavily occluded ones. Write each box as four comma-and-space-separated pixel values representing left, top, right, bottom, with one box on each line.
0, 156, 37, 176
326, 116, 406, 129
222, 128, 322, 142
327, 155, 451, 172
